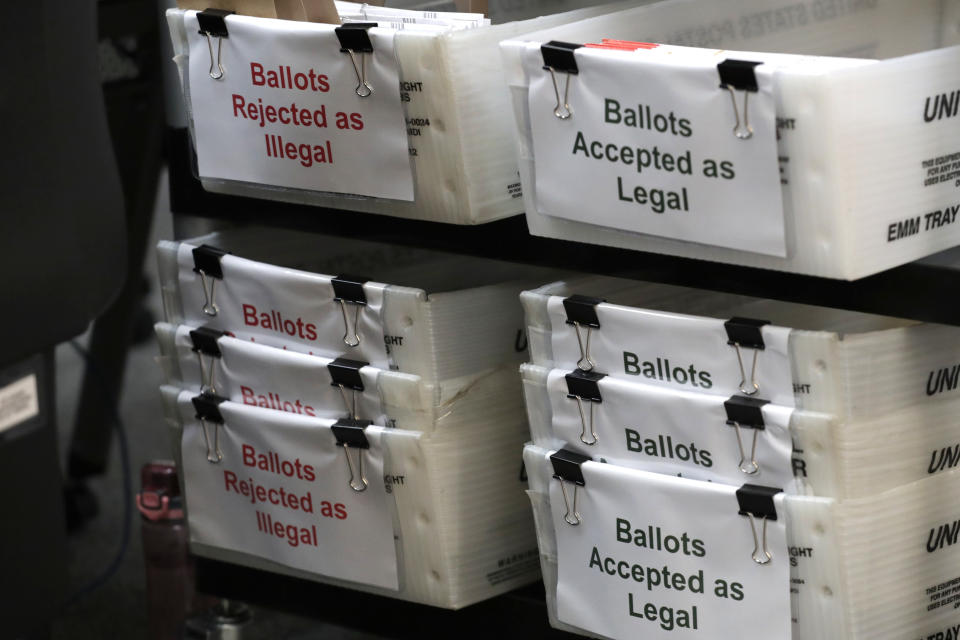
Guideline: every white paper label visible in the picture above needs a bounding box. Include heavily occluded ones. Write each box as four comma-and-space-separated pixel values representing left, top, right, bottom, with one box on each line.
547, 370, 796, 490
172, 326, 389, 425
181, 396, 400, 590
0, 374, 39, 434
187, 12, 414, 201
547, 296, 795, 407
525, 43, 785, 256
550, 458, 790, 640
177, 245, 392, 369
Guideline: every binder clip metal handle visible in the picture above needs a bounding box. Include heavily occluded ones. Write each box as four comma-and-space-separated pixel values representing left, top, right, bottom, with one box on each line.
196, 352, 218, 394
558, 480, 581, 525
563, 295, 604, 372
725, 395, 769, 476
571, 396, 598, 446
725, 87, 753, 140
332, 276, 369, 348
548, 69, 573, 120
341, 444, 367, 492
197, 271, 220, 317
573, 324, 595, 372
717, 59, 762, 141
732, 422, 760, 475
192, 245, 228, 318
541, 41, 583, 120
337, 385, 359, 419
724, 317, 770, 396
733, 344, 761, 395
551, 449, 591, 526
201, 420, 223, 464
347, 51, 372, 98
192, 393, 227, 464
329, 358, 368, 420
736, 484, 781, 565
205, 32, 225, 80
197, 9, 234, 80
566, 369, 605, 446
190, 327, 225, 394
744, 513, 771, 564
333, 419, 372, 492
339, 301, 363, 347
336, 24, 376, 98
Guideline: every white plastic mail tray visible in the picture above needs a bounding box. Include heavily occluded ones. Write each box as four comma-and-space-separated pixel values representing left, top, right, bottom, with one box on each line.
501, 0, 960, 278
523, 276, 960, 420
158, 227, 557, 400
162, 384, 537, 609
156, 322, 435, 431
166, 3, 633, 224
525, 443, 960, 640
522, 363, 960, 501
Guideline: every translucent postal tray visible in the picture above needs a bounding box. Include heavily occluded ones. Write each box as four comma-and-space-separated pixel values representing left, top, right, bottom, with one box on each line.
523, 277, 960, 420
501, 0, 960, 278
158, 227, 555, 398
525, 442, 960, 640
522, 362, 960, 501
166, 3, 630, 224
156, 322, 435, 430
162, 385, 537, 609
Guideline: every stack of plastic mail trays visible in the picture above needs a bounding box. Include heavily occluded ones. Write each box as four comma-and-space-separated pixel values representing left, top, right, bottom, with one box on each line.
165, 1, 639, 224
521, 276, 960, 639
155, 226, 554, 609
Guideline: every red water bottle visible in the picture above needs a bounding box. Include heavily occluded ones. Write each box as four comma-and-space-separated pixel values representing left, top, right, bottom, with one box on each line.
138, 461, 207, 640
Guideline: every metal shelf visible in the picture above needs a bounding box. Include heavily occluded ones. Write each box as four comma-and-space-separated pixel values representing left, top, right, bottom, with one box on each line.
168, 127, 960, 327
194, 558, 579, 639
170, 123, 960, 633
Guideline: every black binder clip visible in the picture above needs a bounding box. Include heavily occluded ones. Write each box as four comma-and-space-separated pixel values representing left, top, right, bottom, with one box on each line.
541, 41, 582, 119
565, 370, 606, 446
736, 484, 781, 565
332, 418, 373, 492
717, 59, 762, 140
197, 9, 234, 80
192, 245, 228, 317
192, 392, 227, 463
328, 357, 368, 419
724, 395, 770, 475
724, 317, 770, 396
563, 295, 605, 372
335, 23, 376, 97
551, 448, 591, 526
332, 275, 369, 348
189, 327, 226, 393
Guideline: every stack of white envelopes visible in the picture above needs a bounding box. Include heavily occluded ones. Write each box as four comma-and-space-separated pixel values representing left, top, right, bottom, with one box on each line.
521, 275, 960, 639
155, 226, 558, 609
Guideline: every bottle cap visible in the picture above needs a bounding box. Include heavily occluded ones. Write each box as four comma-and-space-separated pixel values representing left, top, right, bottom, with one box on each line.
136, 460, 184, 521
